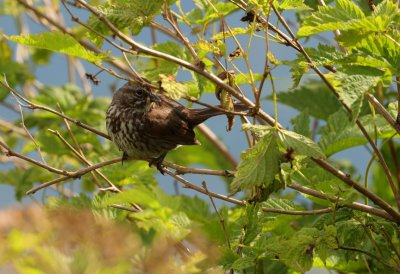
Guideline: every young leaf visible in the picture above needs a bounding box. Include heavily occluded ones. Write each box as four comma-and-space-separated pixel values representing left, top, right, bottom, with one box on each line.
298, 0, 365, 37
231, 128, 280, 192
5, 32, 108, 65
277, 129, 325, 158
102, 187, 161, 209
275, 0, 312, 11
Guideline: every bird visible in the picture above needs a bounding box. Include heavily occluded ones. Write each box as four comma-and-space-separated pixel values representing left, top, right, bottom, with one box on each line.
106, 81, 247, 173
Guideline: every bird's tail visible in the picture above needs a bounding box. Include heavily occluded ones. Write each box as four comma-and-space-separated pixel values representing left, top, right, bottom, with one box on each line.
188, 103, 248, 127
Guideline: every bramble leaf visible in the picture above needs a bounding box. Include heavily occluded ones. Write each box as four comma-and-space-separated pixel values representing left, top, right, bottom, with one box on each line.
5, 32, 108, 65
231, 127, 280, 192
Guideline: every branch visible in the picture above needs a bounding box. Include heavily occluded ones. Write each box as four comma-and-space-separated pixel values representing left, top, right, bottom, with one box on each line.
26, 157, 121, 195
0, 80, 110, 139
16, 0, 135, 79
73, 0, 280, 128
163, 161, 234, 177
339, 246, 399, 272
289, 183, 396, 222
163, 167, 334, 216
312, 159, 400, 221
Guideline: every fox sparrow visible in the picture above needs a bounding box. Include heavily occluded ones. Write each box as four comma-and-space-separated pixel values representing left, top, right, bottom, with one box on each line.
106, 81, 246, 173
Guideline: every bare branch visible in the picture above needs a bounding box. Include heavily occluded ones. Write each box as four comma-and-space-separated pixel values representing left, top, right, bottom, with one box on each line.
26, 157, 122, 195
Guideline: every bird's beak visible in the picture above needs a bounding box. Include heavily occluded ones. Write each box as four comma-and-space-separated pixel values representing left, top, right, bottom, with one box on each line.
149, 92, 161, 103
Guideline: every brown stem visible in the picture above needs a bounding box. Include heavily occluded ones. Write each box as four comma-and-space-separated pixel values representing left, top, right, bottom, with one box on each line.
74, 0, 279, 128
17, 0, 135, 78
0, 81, 110, 139
289, 183, 395, 221
164, 168, 347, 217
163, 161, 234, 177
26, 157, 121, 194
202, 181, 232, 249
312, 159, 400, 221
197, 124, 238, 168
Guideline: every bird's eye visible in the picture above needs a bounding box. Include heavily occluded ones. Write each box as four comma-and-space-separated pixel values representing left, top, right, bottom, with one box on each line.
135, 89, 145, 97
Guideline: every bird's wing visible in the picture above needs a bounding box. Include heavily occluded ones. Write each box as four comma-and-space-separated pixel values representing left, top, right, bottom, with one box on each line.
143, 101, 199, 146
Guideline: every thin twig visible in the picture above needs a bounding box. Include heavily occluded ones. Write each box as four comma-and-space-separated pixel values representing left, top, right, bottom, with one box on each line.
0, 139, 70, 176
74, 0, 280, 127
202, 181, 231, 248
163, 167, 335, 216
26, 157, 122, 194
339, 246, 398, 272
289, 183, 396, 222
0, 80, 110, 139
197, 124, 238, 167
16, 0, 135, 79
163, 161, 234, 177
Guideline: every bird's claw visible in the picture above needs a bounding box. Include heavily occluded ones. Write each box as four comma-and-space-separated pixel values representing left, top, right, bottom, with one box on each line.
149, 155, 166, 175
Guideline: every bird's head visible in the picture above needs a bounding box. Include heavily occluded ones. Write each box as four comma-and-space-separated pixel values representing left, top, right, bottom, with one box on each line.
112, 81, 161, 111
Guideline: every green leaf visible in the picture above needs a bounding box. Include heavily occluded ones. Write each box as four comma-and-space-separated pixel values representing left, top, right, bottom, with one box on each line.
184, 2, 237, 26
89, 0, 167, 36
275, 0, 312, 11
262, 198, 295, 210
211, 27, 255, 40
158, 74, 190, 100
315, 225, 338, 263
318, 108, 398, 156
143, 42, 184, 79
318, 110, 360, 156
4, 32, 107, 65
274, 80, 341, 120
231, 256, 255, 271
291, 111, 311, 138
283, 228, 317, 272
334, 73, 380, 121
231, 127, 280, 192
277, 129, 325, 158
298, 0, 365, 37
298, 0, 398, 37
102, 187, 161, 209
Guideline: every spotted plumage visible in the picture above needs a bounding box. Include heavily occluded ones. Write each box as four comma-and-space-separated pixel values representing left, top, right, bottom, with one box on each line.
106, 81, 246, 173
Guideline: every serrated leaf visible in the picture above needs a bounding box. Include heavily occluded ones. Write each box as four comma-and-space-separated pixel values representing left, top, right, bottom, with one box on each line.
4, 32, 107, 65
334, 73, 380, 121
273, 80, 341, 120
315, 225, 338, 263
159, 74, 190, 100
102, 187, 161, 209
291, 111, 311, 138
144, 42, 184, 79
277, 129, 325, 158
275, 0, 312, 11
89, 0, 166, 36
231, 128, 280, 192
231, 256, 255, 270
262, 198, 295, 210
283, 228, 317, 272
298, 0, 365, 37
298, 0, 398, 37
